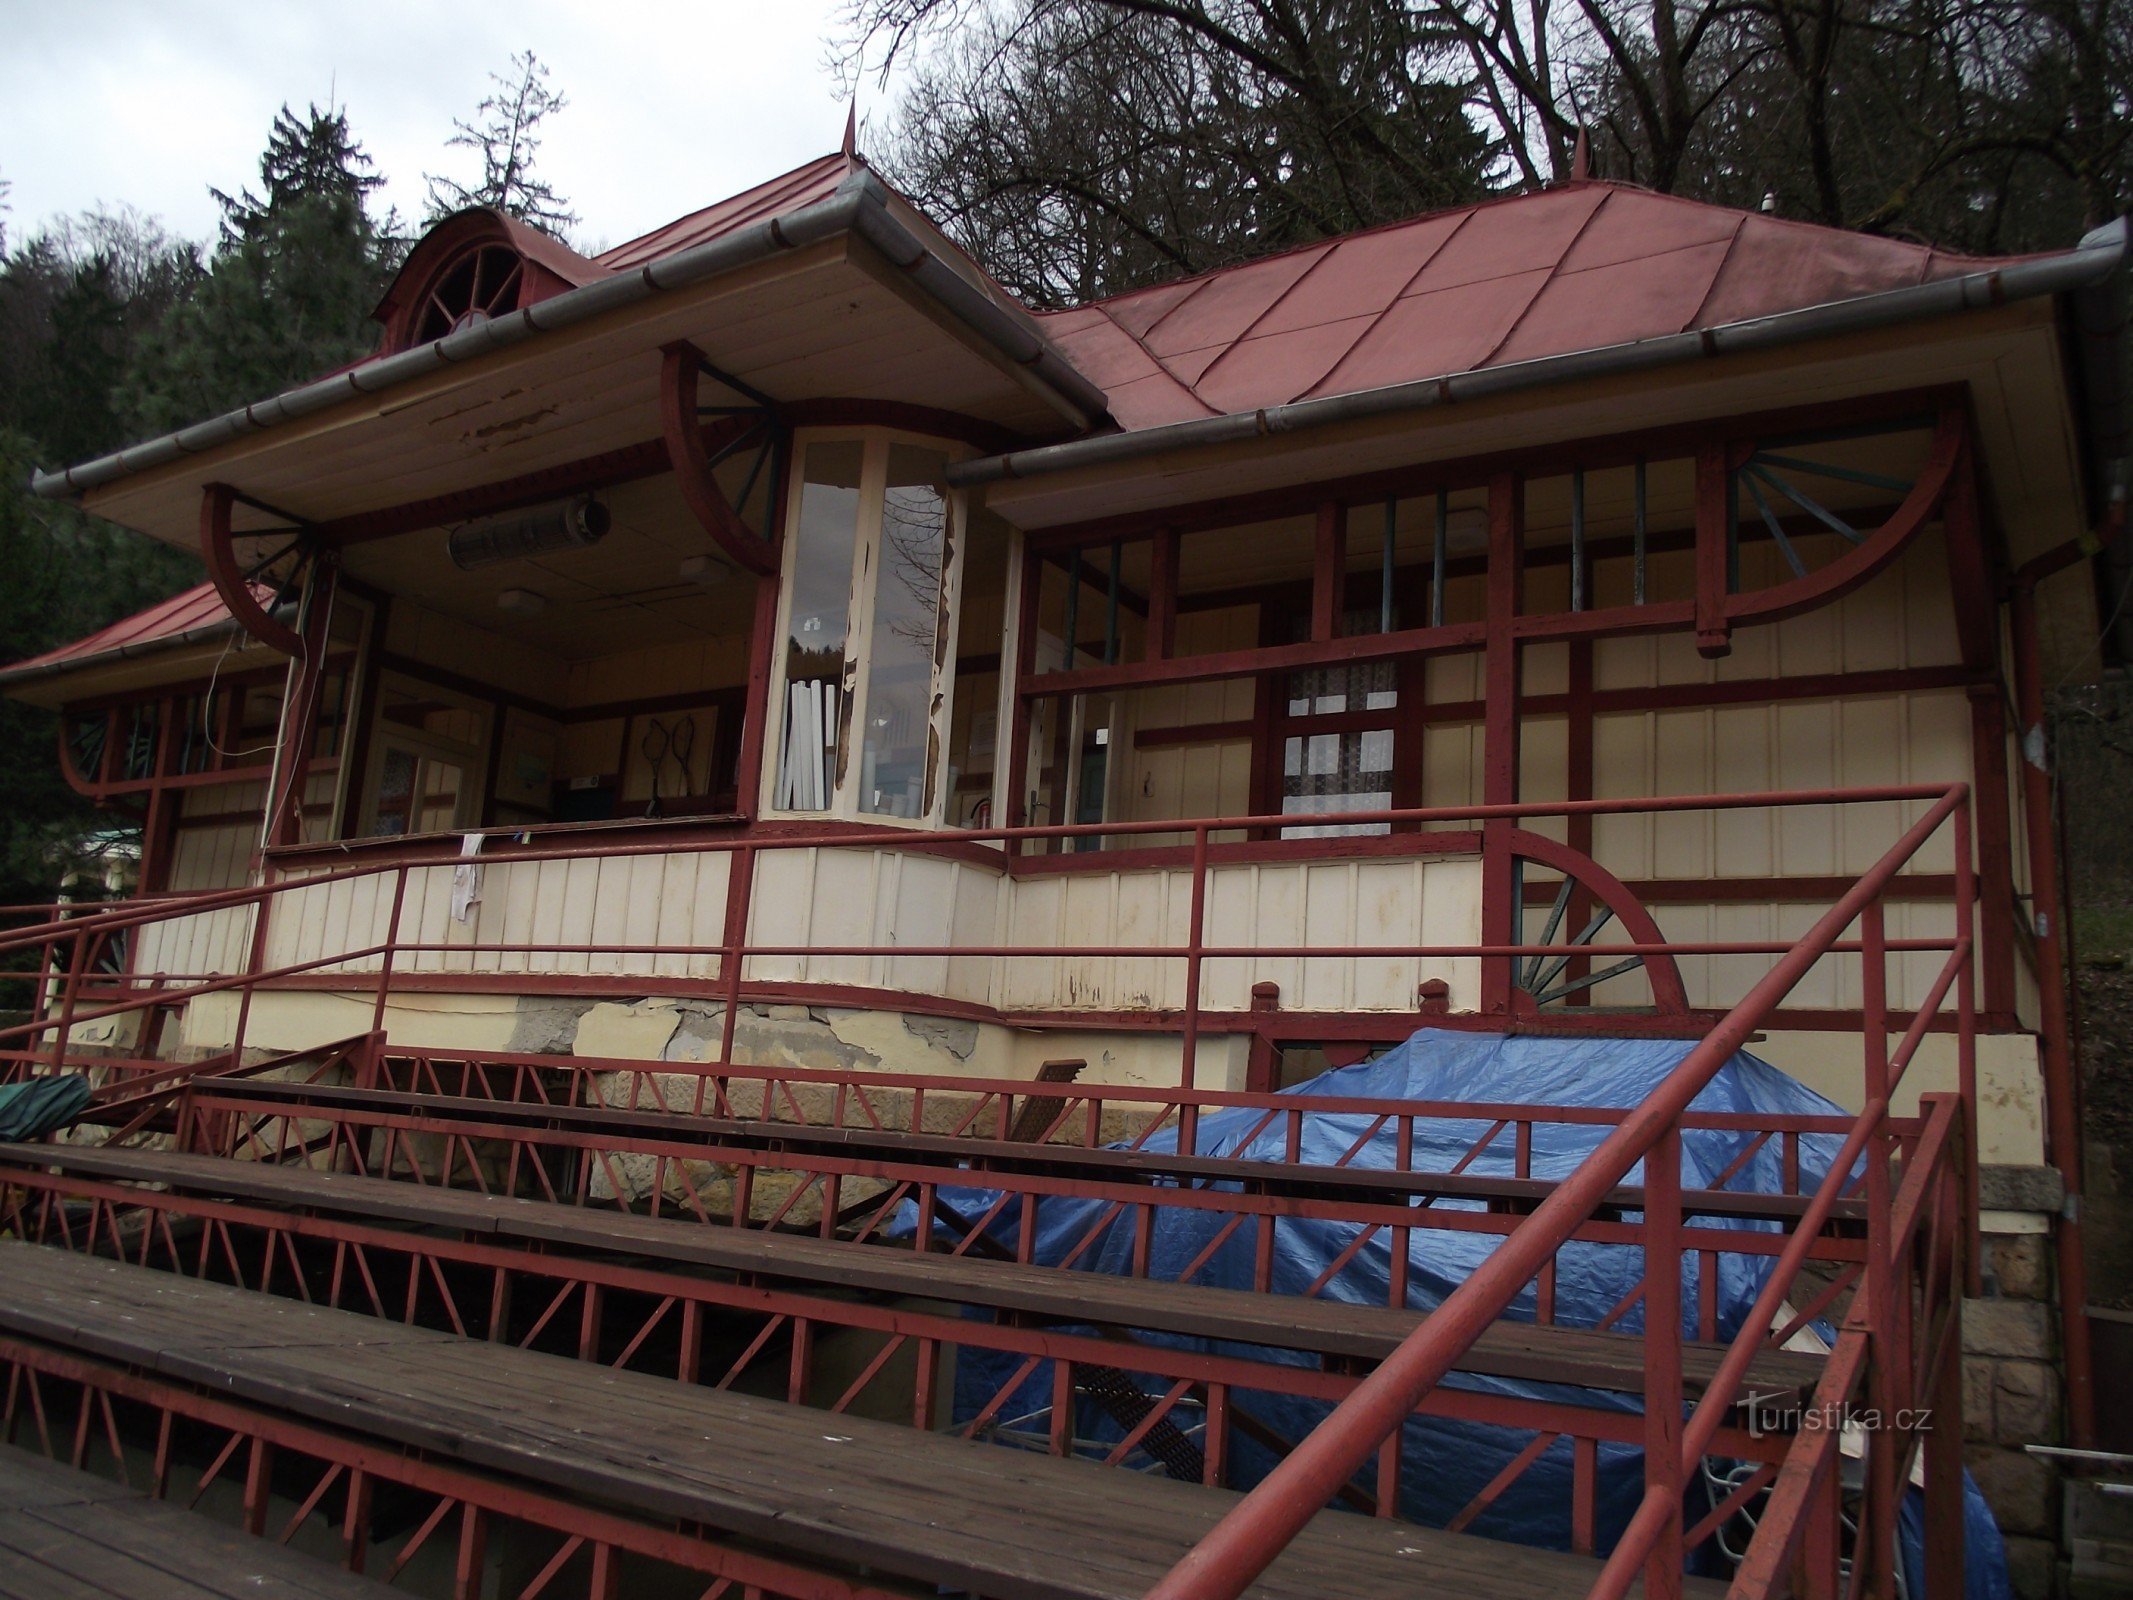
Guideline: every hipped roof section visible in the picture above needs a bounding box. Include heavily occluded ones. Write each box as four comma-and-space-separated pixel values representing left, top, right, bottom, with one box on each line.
1034, 181, 2040, 430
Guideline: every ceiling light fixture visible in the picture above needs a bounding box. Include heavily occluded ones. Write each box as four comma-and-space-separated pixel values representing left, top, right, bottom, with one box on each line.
496, 588, 547, 617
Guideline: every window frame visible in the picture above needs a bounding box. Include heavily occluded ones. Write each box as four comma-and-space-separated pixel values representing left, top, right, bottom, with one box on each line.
762, 429, 969, 827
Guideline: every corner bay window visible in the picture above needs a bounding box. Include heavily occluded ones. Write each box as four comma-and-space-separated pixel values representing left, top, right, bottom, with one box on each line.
772, 437, 960, 820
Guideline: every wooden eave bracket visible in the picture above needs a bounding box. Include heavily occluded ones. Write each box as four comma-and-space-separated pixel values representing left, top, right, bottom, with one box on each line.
200, 482, 304, 658
1694, 405, 1967, 659
661, 341, 781, 577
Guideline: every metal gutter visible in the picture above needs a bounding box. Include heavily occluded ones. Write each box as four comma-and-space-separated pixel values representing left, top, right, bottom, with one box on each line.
29, 172, 1112, 502
0, 609, 285, 693
949, 217, 2132, 489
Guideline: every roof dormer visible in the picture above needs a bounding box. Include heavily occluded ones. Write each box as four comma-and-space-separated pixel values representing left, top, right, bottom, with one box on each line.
372, 209, 607, 355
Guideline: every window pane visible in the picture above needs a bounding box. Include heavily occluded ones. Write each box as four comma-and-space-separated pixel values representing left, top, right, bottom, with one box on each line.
775, 441, 864, 811
859, 446, 949, 818
374, 746, 418, 836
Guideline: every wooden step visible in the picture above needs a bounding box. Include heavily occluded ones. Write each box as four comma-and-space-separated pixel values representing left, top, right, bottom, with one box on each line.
0, 1141, 1825, 1405
0, 1244, 1721, 1600
201, 1076, 1863, 1227
0, 1442, 393, 1599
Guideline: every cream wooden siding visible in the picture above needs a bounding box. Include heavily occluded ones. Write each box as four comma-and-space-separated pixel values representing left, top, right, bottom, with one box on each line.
999, 855, 1483, 1012
194, 839, 1483, 1017
258, 851, 734, 983
744, 847, 999, 1002
134, 780, 263, 982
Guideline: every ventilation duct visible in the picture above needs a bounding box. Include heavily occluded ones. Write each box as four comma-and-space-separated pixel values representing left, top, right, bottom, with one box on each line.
448, 496, 610, 570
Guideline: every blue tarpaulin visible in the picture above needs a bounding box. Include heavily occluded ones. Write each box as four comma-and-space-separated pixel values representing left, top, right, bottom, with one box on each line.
905, 1029, 2009, 1599
0, 1073, 91, 1142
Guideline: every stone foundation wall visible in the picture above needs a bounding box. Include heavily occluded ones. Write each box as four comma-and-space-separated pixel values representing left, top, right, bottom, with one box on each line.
1967, 1165, 2069, 1598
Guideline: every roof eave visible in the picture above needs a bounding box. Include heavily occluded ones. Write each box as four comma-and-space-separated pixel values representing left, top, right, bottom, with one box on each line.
0, 614, 250, 697
950, 218, 2131, 491
29, 174, 1115, 504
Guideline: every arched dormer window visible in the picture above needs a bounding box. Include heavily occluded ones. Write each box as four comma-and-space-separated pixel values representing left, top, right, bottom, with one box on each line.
411, 243, 524, 344
372, 210, 604, 356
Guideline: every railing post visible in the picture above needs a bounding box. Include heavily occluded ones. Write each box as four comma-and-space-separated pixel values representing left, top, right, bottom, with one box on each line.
1953, 802, 1982, 1293
48, 921, 90, 1070
720, 844, 757, 1069
1642, 1122, 1684, 1600
1178, 823, 1209, 1156
1924, 1146, 1967, 1600
1859, 897, 1898, 1599
231, 884, 279, 1069
372, 866, 409, 1037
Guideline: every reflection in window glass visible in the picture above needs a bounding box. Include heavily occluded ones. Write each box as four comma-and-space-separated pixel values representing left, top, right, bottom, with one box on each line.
860, 446, 949, 818
775, 442, 864, 811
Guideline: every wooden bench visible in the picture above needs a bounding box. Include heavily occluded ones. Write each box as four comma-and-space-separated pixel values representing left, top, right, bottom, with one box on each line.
0, 1245, 1723, 1600
0, 1442, 393, 1600
197, 1076, 1862, 1227
0, 1140, 1825, 1405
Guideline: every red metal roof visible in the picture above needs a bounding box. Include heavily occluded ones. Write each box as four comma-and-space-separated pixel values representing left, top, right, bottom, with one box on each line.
596, 153, 858, 272
1033, 181, 2029, 431
0, 582, 237, 683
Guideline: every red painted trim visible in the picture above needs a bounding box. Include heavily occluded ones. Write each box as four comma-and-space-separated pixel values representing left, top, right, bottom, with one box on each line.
1626, 874, 1959, 903
1133, 721, 1256, 750
1480, 471, 1523, 1015
1967, 687, 2017, 1016
200, 483, 302, 657
1508, 829, 1690, 1013
660, 342, 778, 577
1149, 529, 1179, 661
318, 440, 674, 547
1714, 406, 1964, 637
1565, 638, 1596, 1004
1693, 442, 1730, 658
1024, 386, 1961, 551
1023, 620, 1490, 699
263, 551, 339, 850
1310, 499, 1344, 644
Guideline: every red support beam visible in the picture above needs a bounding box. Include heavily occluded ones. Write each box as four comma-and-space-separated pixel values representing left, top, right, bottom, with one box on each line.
2008, 578, 2097, 1448
1149, 528, 1179, 662
1310, 500, 1345, 644
262, 550, 341, 852
1693, 443, 1731, 659
1481, 471, 1524, 1016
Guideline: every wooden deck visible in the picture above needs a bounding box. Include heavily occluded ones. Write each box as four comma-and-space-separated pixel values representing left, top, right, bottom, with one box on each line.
0, 1141, 1825, 1403
0, 1443, 393, 1599
0, 1244, 1724, 1600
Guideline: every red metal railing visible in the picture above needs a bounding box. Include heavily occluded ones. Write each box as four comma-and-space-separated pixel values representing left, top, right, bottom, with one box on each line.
0, 784, 1976, 1595
1143, 785, 1973, 1600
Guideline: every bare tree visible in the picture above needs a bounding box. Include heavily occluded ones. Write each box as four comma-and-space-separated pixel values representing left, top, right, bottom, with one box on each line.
845, 0, 2131, 301
845, 0, 1494, 305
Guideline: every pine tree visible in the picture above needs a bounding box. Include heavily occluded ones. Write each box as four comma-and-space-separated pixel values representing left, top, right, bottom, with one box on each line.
425, 51, 579, 238
126, 104, 396, 436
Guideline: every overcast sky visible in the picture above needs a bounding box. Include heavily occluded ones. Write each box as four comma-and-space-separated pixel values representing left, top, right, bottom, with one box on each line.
0, 0, 875, 254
